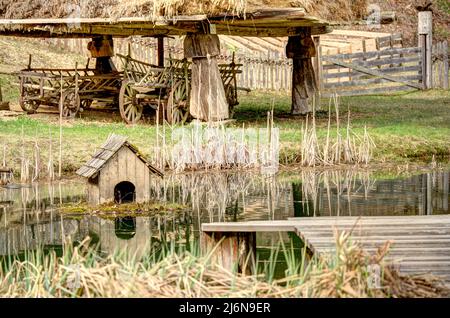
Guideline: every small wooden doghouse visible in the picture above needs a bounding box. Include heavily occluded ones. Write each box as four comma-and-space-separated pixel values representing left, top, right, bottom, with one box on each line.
76, 134, 163, 205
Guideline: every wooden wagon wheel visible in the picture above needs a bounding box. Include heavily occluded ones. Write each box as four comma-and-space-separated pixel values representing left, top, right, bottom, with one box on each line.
19, 81, 40, 114
61, 90, 81, 118
166, 81, 189, 125
80, 99, 93, 110
225, 84, 238, 118
225, 84, 238, 107
119, 80, 144, 124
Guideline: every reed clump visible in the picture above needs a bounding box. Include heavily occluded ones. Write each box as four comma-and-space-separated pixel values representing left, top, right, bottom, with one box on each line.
299, 94, 376, 167
0, 230, 447, 298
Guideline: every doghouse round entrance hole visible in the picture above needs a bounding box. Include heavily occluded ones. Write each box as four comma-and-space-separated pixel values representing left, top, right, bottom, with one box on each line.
114, 181, 136, 203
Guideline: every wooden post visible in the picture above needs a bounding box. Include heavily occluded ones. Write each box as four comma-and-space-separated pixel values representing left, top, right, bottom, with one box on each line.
87, 35, 117, 74
201, 231, 256, 275
286, 28, 318, 115
184, 33, 229, 122
418, 11, 433, 89
443, 172, 449, 212
313, 36, 322, 103
443, 41, 449, 90
157, 36, 164, 67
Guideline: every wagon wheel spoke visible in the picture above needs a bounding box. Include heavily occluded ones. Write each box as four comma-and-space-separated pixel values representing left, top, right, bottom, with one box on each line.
166, 81, 189, 125
80, 99, 93, 111
61, 90, 80, 118
19, 81, 41, 114
119, 80, 143, 124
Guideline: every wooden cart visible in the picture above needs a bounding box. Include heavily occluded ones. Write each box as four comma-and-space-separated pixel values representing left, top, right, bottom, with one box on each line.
18, 62, 122, 117
117, 53, 242, 125
18, 53, 242, 124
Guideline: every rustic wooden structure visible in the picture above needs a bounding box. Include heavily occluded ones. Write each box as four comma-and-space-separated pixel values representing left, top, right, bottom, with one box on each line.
76, 134, 163, 205
320, 46, 424, 97
184, 33, 229, 121
202, 215, 450, 287
286, 28, 318, 114
18, 57, 122, 117
117, 51, 242, 124
0, 8, 330, 119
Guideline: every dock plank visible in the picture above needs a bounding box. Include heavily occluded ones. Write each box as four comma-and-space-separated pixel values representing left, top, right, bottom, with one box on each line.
202, 215, 450, 287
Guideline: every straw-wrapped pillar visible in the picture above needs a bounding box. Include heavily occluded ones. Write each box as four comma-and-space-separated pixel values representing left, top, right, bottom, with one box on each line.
286, 28, 318, 115
184, 33, 228, 121
87, 35, 117, 74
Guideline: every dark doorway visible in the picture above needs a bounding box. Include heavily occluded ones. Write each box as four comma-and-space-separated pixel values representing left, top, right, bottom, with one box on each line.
114, 181, 136, 203
115, 217, 136, 240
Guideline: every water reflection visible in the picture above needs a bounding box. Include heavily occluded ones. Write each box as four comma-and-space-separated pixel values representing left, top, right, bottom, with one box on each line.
114, 217, 136, 240
0, 170, 448, 257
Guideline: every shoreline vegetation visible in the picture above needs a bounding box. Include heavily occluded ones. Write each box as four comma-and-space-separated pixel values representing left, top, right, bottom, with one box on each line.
0, 89, 449, 181
60, 201, 188, 218
0, 230, 448, 298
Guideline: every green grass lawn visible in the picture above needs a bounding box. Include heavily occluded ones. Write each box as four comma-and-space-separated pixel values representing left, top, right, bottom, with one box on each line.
0, 89, 449, 174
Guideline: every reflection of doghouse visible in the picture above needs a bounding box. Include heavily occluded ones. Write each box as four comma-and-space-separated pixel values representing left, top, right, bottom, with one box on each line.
76, 134, 163, 205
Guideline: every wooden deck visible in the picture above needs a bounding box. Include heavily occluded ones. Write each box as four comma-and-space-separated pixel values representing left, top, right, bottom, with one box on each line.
202, 215, 450, 286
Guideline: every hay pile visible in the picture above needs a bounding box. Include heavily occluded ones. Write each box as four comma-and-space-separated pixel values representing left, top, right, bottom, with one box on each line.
1, 230, 448, 298
0, 0, 367, 21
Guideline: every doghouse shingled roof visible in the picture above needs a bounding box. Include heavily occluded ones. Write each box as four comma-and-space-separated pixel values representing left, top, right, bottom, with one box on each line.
76, 134, 163, 179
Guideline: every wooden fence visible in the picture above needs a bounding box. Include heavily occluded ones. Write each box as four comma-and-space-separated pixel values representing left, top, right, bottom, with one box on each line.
432, 41, 449, 89
320, 47, 424, 97
49, 35, 447, 95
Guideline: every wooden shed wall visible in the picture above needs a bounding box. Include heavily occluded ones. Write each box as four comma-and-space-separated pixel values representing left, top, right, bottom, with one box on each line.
91, 146, 151, 204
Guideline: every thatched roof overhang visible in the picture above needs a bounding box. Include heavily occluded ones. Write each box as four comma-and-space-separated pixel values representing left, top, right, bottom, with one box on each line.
0, 8, 331, 38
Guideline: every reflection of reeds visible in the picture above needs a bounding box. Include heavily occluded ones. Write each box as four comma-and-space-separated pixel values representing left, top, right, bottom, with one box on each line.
298, 170, 376, 217
47, 129, 55, 181
20, 125, 30, 183
32, 130, 40, 182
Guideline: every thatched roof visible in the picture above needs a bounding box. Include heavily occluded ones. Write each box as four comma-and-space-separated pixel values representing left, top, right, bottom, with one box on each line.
76, 134, 163, 179
0, 1, 372, 38
0, 1, 367, 22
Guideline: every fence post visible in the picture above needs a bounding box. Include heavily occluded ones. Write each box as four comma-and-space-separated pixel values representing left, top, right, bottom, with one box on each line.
313, 36, 322, 101
444, 41, 449, 90
418, 11, 433, 89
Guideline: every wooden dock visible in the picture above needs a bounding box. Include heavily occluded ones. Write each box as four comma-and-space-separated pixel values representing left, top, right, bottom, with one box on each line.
202, 215, 450, 286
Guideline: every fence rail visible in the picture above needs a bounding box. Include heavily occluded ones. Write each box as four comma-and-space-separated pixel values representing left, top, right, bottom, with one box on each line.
48, 37, 448, 95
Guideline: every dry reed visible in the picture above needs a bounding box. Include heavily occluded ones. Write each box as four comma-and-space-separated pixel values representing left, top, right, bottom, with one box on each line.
0, 229, 447, 298
299, 94, 376, 167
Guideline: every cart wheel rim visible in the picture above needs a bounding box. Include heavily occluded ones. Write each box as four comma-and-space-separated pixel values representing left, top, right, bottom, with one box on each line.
62, 90, 80, 118
166, 81, 189, 125
19, 83, 40, 114
119, 81, 143, 124
81, 99, 93, 110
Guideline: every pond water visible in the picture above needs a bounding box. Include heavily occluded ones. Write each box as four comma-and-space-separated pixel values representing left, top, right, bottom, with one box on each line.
0, 169, 449, 260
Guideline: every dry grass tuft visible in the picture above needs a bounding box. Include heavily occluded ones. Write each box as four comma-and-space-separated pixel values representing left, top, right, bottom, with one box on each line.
0, 229, 448, 298
299, 94, 376, 167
